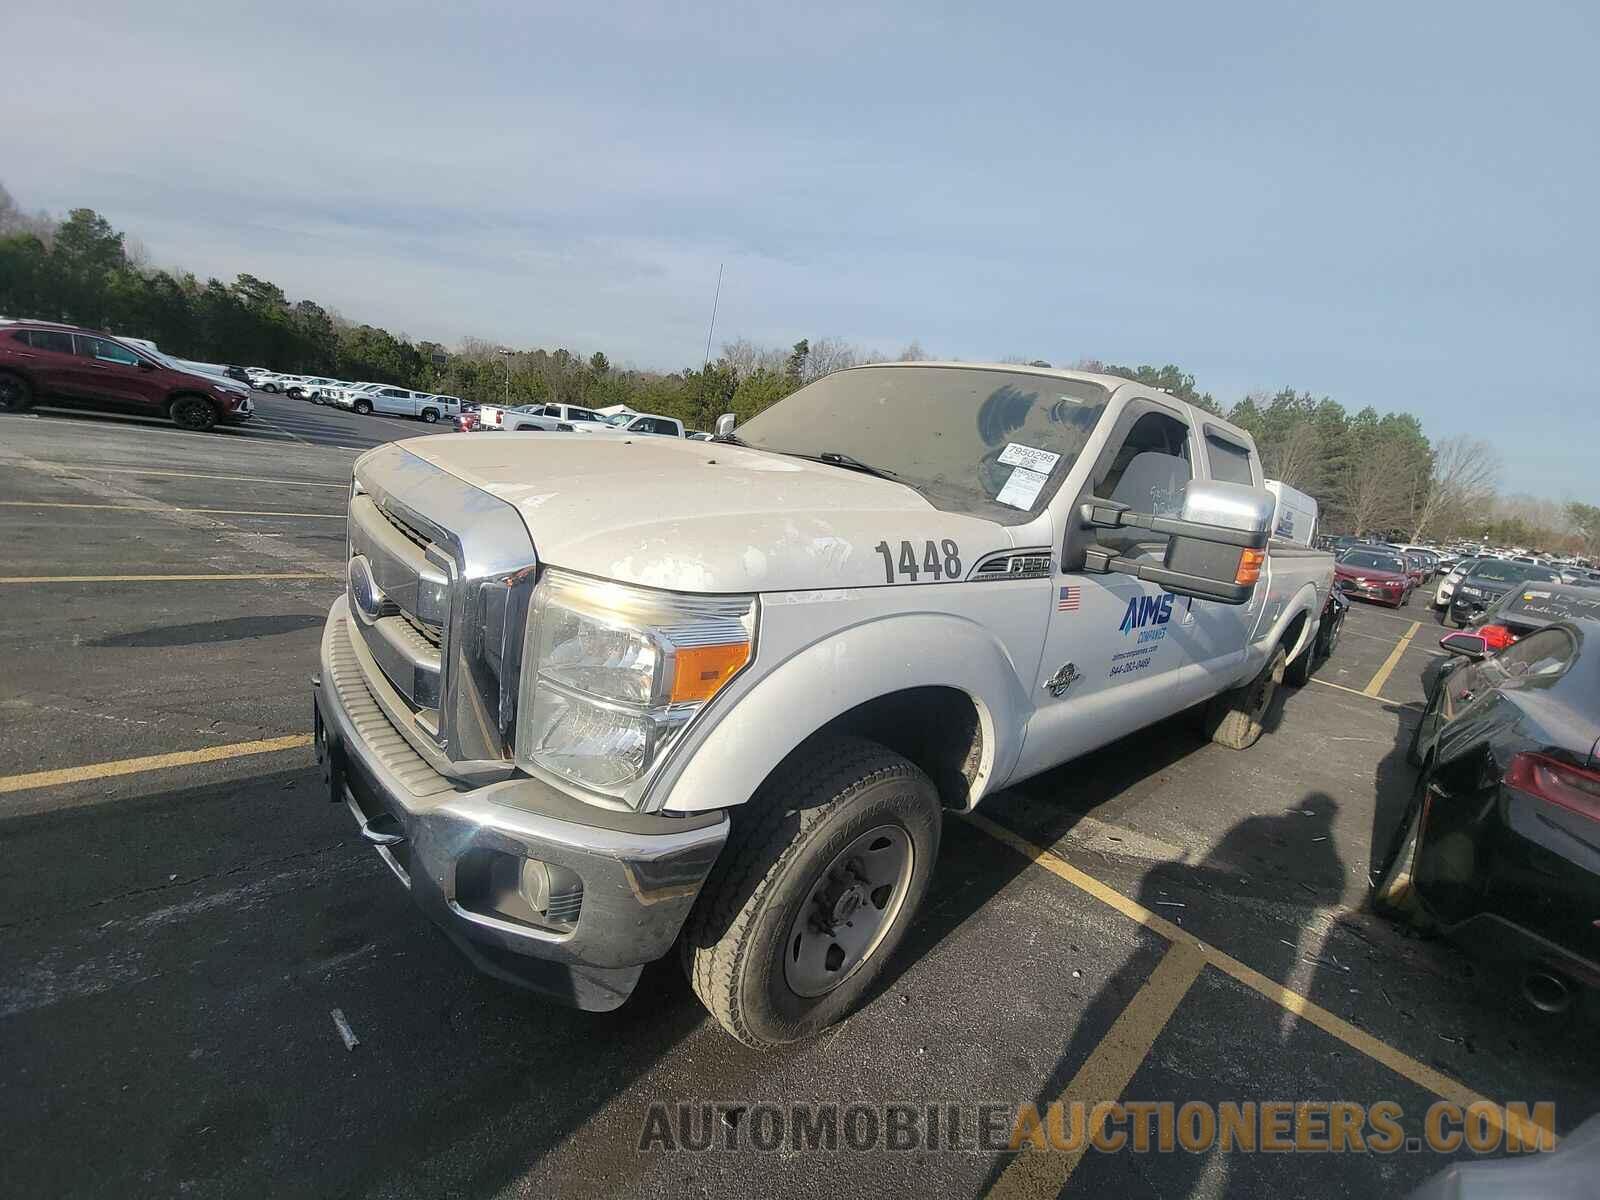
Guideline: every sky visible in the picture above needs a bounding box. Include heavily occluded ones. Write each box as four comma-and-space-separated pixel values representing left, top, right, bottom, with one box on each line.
3, 1, 1597, 498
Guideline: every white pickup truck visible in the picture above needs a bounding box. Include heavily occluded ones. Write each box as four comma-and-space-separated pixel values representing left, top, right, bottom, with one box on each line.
478, 402, 612, 432
312, 362, 1335, 1046
337, 384, 460, 423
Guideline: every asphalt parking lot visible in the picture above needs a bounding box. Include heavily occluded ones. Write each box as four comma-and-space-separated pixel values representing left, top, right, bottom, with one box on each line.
3, 404, 1596, 1199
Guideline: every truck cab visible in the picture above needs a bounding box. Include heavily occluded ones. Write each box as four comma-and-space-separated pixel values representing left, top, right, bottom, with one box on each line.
312, 362, 1332, 1045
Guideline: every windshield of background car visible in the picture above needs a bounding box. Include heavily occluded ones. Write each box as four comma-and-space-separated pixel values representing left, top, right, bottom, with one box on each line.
1465, 559, 1524, 584
1497, 587, 1600, 625
1340, 551, 1406, 572
732, 366, 1112, 524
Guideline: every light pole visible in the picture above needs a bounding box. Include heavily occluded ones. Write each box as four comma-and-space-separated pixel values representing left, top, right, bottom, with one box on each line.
498, 348, 513, 407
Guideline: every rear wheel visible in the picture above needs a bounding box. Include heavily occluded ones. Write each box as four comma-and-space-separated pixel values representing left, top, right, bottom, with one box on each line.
353, 399, 372, 415
169, 394, 217, 431
1205, 644, 1287, 750
420, 408, 439, 423
681, 735, 941, 1047
0, 371, 33, 412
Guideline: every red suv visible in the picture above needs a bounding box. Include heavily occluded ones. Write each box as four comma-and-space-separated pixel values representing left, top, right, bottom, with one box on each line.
0, 320, 254, 431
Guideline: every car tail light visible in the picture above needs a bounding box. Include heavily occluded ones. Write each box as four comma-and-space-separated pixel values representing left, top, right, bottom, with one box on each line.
1478, 623, 1517, 651
1506, 752, 1600, 822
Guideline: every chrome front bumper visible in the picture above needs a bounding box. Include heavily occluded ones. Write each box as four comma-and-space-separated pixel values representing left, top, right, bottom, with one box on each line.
312, 597, 729, 1011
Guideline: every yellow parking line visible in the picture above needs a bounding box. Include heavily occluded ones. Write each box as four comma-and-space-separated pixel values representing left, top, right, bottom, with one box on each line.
34, 465, 348, 489
990, 942, 1206, 1198
1364, 622, 1420, 697
0, 734, 313, 796
1307, 677, 1423, 711
0, 572, 336, 584
0, 501, 343, 519
964, 812, 1539, 1141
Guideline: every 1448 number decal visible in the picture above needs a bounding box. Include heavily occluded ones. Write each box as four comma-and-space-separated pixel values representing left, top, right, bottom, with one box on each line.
873, 539, 962, 583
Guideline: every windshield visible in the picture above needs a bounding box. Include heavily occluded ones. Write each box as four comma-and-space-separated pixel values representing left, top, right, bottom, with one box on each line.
1340, 550, 1406, 572
732, 365, 1111, 523
1466, 559, 1528, 584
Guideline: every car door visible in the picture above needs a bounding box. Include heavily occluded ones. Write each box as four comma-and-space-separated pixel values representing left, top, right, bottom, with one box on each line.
67, 333, 159, 410
11, 329, 81, 398
1014, 399, 1216, 777
374, 387, 410, 416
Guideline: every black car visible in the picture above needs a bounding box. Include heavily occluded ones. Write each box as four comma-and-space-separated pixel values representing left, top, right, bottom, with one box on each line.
1376, 618, 1600, 1013
222, 364, 252, 385
1447, 558, 1562, 627
1470, 583, 1600, 653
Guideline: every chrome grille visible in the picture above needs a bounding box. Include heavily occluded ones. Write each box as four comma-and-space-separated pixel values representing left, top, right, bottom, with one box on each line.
348, 444, 538, 771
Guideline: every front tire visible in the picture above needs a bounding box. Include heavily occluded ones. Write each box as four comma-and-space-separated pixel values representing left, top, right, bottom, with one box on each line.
353, 399, 372, 415
681, 735, 942, 1047
0, 370, 33, 412
169, 394, 218, 431
1371, 767, 1434, 927
1205, 644, 1287, 750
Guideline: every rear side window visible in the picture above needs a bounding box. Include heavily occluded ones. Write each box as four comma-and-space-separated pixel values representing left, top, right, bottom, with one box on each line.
1205, 431, 1256, 485
26, 329, 75, 354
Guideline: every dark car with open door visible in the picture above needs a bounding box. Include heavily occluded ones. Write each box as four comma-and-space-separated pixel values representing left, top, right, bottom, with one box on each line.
1469, 583, 1600, 654
1376, 619, 1600, 1018
1447, 558, 1563, 627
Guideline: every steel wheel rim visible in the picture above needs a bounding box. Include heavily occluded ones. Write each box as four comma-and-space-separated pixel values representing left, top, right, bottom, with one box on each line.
784, 824, 914, 998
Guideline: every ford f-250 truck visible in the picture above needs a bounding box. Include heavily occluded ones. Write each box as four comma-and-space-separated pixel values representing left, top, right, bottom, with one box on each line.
312, 363, 1335, 1047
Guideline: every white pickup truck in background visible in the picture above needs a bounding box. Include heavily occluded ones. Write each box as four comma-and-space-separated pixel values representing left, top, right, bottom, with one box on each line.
313, 362, 1336, 1047
336, 384, 459, 423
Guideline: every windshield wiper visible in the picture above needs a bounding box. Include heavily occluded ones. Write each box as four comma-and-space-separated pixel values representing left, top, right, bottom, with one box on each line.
810, 450, 901, 480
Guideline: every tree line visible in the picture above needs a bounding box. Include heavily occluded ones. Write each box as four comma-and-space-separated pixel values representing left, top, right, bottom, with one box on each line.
1, 184, 1591, 555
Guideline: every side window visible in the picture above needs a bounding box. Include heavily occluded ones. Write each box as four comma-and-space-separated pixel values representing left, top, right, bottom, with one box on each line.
569, 408, 600, 422
1091, 409, 1194, 559
382, 388, 405, 397
73, 335, 140, 366
1491, 629, 1575, 681
1205, 431, 1255, 485
25, 330, 75, 354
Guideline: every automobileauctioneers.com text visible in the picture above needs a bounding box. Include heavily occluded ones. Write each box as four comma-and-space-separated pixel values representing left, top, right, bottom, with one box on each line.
638, 1100, 1555, 1157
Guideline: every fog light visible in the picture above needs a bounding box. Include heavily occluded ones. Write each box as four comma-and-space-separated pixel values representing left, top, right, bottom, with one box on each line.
520, 858, 583, 926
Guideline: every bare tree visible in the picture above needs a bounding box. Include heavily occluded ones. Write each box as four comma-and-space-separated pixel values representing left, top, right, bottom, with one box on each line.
1264, 420, 1322, 493
1338, 437, 1413, 536
803, 336, 861, 382
896, 339, 929, 362
1409, 436, 1501, 542
719, 337, 785, 380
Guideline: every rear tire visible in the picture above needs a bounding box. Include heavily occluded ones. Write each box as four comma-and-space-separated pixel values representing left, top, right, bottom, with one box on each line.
353, 399, 372, 415
1286, 639, 1315, 687
681, 735, 942, 1048
1206, 644, 1287, 750
169, 394, 217, 431
0, 371, 33, 412
420, 408, 439, 424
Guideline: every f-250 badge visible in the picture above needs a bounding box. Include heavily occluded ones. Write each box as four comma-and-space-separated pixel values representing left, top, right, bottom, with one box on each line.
1044, 662, 1079, 698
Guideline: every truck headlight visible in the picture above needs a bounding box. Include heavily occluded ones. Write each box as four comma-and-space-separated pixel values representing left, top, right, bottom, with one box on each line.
515, 570, 755, 803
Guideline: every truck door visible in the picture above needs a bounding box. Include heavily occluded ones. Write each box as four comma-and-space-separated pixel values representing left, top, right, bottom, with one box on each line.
375, 387, 410, 416
1014, 400, 1238, 777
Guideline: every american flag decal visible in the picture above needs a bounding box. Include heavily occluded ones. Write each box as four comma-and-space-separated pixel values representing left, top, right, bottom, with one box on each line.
1058, 585, 1081, 611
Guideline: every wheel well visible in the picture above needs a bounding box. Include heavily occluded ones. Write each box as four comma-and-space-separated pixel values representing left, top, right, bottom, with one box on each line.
818, 686, 983, 808
1281, 609, 1309, 659
421, 407, 438, 419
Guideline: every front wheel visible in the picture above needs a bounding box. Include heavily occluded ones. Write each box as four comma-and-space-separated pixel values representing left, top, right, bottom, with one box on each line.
681, 735, 942, 1047
1205, 644, 1287, 750
353, 399, 372, 415
0, 371, 33, 412
169, 394, 218, 431
1371, 768, 1434, 927
262, 383, 279, 393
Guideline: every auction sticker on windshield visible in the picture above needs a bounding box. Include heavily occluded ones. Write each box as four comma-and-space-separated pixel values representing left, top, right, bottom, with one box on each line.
996, 466, 1050, 509
998, 443, 1062, 473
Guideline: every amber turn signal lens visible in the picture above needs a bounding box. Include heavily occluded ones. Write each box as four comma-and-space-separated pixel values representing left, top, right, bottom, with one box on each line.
1235, 548, 1266, 586
669, 642, 751, 703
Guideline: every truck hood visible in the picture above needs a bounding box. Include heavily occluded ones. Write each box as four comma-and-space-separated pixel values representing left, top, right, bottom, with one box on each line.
401, 434, 1020, 593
